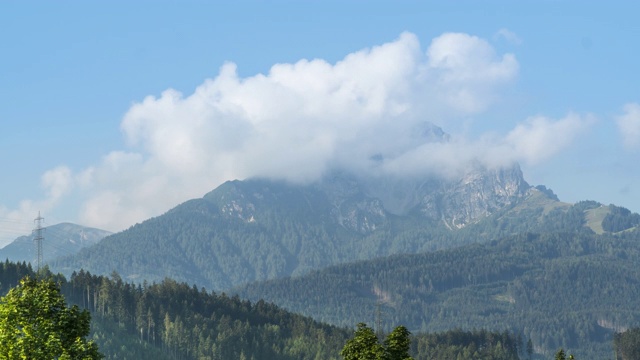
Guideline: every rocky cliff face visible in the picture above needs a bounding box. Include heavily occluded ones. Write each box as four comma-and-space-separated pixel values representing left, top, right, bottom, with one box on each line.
320, 163, 530, 232
209, 123, 531, 233
316, 173, 387, 234
315, 121, 531, 230
56, 122, 537, 290
416, 165, 530, 228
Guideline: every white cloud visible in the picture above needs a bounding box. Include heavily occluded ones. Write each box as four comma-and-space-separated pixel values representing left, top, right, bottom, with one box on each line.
503, 113, 596, 165
9, 31, 582, 238
494, 28, 523, 45
0, 166, 73, 247
379, 113, 595, 179
423, 32, 519, 114
81, 31, 517, 231
616, 102, 640, 149
41, 166, 73, 202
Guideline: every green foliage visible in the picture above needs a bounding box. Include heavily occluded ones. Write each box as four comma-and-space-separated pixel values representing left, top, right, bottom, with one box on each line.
65, 271, 350, 359
0, 261, 528, 360
341, 323, 384, 360
602, 205, 640, 232
614, 328, 640, 360
0, 276, 102, 359
340, 323, 412, 360
411, 329, 520, 360
384, 325, 412, 360
526, 338, 533, 360
554, 348, 575, 359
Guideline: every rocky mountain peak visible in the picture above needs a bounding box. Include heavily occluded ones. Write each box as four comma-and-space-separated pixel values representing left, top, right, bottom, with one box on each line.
207, 122, 532, 232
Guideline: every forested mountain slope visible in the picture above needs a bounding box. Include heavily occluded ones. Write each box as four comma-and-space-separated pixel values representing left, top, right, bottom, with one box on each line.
49, 123, 548, 288
52, 164, 536, 290
51, 176, 632, 290
52, 168, 637, 294
235, 217, 640, 359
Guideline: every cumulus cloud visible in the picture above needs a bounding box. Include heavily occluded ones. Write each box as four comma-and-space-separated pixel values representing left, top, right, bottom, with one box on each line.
379, 113, 595, 179
4, 31, 594, 237
423, 33, 519, 114
616, 102, 640, 149
72, 31, 519, 231
502, 113, 596, 164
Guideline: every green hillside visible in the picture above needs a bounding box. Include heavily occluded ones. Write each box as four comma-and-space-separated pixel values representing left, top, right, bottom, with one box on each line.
52, 179, 586, 291
585, 206, 609, 234
234, 228, 640, 359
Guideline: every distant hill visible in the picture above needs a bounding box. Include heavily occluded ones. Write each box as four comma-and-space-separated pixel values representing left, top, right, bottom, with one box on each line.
0, 222, 111, 264
233, 207, 640, 359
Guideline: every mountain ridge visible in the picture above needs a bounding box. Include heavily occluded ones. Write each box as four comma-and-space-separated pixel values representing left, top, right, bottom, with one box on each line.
53, 159, 536, 290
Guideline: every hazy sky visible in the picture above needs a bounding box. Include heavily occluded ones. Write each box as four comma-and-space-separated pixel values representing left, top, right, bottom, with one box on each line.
1, 1, 639, 246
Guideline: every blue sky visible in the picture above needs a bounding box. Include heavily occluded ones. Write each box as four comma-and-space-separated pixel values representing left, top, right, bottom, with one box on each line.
1, 1, 639, 245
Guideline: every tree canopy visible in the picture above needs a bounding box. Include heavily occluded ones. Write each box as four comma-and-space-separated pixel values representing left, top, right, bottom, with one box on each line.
341, 323, 413, 360
0, 276, 102, 359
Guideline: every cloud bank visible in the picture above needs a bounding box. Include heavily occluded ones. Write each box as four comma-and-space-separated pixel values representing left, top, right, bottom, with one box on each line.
0, 31, 597, 240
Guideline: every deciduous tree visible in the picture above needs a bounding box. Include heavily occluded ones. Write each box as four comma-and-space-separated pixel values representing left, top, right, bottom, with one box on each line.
0, 276, 102, 359
341, 323, 413, 360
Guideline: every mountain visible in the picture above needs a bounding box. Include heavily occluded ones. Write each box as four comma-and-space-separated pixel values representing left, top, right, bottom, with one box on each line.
233, 207, 640, 359
53, 156, 538, 291
52, 120, 636, 292
43, 113, 640, 357
0, 222, 111, 264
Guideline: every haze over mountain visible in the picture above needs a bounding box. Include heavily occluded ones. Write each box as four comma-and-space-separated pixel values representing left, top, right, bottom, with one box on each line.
0, 223, 111, 264
53, 123, 541, 288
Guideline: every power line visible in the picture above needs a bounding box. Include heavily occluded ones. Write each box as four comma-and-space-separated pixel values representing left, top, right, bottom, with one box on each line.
32, 212, 44, 272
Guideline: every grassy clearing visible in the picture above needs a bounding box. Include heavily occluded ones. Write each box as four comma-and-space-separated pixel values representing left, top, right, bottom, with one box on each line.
585, 205, 610, 235
510, 189, 571, 217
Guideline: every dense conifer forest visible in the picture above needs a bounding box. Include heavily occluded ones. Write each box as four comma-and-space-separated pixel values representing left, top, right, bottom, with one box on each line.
0, 260, 528, 359
236, 225, 640, 358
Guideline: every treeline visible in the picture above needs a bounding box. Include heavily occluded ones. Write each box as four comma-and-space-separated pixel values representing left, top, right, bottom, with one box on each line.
64, 270, 350, 360
411, 329, 521, 360
614, 327, 640, 360
0, 260, 350, 359
603, 205, 640, 233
